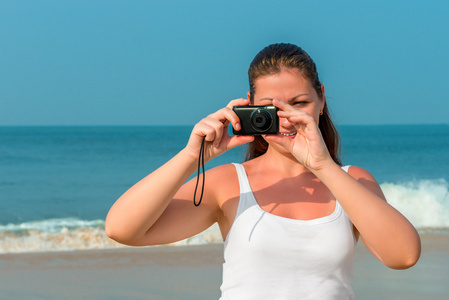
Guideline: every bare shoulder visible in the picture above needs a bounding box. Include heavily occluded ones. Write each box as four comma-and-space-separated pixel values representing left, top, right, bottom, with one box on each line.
205, 163, 240, 199
207, 163, 238, 176
206, 163, 238, 183
347, 166, 386, 200
346, 165, 375, 180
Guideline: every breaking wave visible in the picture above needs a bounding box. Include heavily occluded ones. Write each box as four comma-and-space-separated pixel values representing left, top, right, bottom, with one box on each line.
381, 179, 449, 232
1, 179, 448, 254
0, 218, 222, 254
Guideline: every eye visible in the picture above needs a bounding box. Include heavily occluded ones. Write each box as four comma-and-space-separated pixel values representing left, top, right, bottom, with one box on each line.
293, 101, 308, 106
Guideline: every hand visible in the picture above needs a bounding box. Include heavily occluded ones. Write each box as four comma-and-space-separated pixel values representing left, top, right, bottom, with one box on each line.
185, 98, 255, 162
265, 99, 333, 171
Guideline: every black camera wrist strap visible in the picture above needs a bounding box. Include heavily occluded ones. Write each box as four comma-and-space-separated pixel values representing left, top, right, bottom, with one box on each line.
193, 137, 206, 206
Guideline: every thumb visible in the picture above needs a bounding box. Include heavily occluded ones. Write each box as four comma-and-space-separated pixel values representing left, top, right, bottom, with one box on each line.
225, 135, 255, 150
264, 135, 293, 151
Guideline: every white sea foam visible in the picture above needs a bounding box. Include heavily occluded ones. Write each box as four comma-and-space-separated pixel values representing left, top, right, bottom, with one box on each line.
0, 218, 105, 233
0, 225, 123, 254
0, 179, 448, 254
0, 219, 223, 254
381, 179, 449, 231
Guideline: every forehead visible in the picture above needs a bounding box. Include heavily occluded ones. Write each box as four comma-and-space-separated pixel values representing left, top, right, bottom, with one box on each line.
253, 68, 314, 95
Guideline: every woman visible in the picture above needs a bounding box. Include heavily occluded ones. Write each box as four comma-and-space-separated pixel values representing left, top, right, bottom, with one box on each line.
106, 43, 421, 299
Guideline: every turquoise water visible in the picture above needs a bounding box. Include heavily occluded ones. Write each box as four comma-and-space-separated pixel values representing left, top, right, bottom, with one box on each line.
1, 125, 448, 252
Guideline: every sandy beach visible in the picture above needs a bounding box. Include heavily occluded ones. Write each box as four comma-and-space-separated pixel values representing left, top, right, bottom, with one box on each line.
1, 234, 448, 300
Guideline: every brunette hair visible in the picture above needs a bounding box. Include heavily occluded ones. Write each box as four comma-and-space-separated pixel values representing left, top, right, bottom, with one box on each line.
245, 43, 341, 165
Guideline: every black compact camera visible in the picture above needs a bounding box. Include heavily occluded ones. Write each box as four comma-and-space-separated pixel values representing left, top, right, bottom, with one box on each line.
232, 105, 279, 135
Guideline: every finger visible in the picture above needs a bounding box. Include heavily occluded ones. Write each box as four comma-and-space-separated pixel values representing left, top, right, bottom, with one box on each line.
210, 106, 243, 132
278, 109, 312, 121
278, 110, 316, 130
225, 135, 255, 150
226, 98, 250, 110
193, 98, 250, 148
193, 121, 216, 143
201, 117, 227, 146
272, 99, 296, 112
226, 98, 250, 132
289, 115, 318, 134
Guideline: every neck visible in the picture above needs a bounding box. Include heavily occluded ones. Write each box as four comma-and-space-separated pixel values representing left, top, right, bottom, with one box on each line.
256, 146, 311, 177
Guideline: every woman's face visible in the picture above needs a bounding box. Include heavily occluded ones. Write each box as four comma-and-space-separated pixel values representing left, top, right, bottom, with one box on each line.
248, 68, 325, 138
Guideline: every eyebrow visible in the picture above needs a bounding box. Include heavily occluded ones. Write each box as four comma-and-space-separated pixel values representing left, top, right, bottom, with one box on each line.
259, 94, 309, 102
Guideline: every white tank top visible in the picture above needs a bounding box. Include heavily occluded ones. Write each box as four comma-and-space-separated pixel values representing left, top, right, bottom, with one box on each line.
220, 163, 356, 300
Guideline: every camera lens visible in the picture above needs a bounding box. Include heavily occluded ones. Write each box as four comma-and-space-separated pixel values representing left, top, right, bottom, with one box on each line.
250, 109, 273, 132
255, 116, 265, 126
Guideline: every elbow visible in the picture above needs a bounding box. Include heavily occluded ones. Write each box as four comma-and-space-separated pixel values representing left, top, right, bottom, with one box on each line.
387, 241, 422, 270
400, 235, 422, 269
105, 223, 135, 246
104, 216, 132, 245
104, 219, 115, 240
104, 216, 149, 246
405, 253, 421, 269
104, 217, 121, 243
388, 253, 420, 270
401, 247, 421, 269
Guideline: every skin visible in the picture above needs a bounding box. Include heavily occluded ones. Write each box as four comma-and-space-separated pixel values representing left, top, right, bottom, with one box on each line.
106, 68, 421, 270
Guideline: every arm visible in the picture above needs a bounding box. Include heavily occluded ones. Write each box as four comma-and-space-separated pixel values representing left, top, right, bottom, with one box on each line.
105, 99, 254, 246
268, 99, 421, 269
315, 164, 421, 270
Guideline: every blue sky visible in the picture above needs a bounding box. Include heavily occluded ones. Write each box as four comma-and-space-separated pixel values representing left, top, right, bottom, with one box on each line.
1, 0, 448, 126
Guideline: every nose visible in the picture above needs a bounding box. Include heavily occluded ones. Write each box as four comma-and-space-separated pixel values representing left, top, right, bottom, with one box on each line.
279, 115, 291, 128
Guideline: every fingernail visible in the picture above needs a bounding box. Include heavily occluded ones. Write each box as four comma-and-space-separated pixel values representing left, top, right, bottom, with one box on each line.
235, 123, 241, 131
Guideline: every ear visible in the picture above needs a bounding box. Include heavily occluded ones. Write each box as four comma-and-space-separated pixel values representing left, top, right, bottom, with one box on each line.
320, 84, 326, 111
247, 91, 251, 101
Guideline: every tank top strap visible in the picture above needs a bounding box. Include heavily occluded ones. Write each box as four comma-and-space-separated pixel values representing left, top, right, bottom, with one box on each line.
334, 165, 351, 211
231, 163, 258, 218
232, 163, 252, 194
341, 165, 351, 173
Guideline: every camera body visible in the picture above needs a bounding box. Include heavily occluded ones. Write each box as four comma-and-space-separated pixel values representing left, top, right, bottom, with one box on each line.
232, 105, 279, 135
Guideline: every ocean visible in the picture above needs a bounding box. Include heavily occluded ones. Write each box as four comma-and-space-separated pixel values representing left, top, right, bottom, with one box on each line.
1, 125, 448, 254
